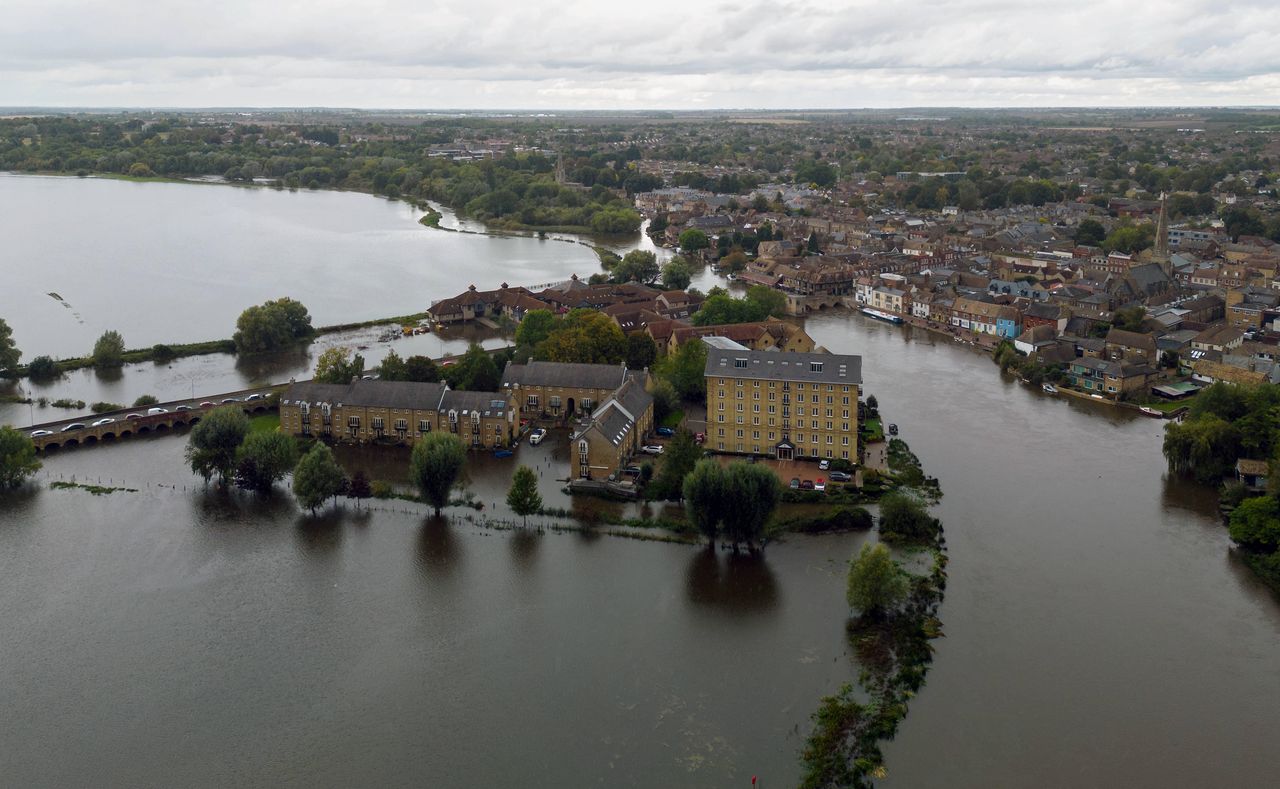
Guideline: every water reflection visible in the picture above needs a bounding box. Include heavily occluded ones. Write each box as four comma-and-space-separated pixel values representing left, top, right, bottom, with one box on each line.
234, 345, 314, 383
296, 508, 345, 554
685, 547, 780, 615
416, 515, 459, 575
509, 529, 540, 569
92, 365, 123, 384
1161, 473, 1220, 518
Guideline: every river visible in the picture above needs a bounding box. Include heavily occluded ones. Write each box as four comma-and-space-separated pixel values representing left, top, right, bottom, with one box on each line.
2, 178, 1278, 787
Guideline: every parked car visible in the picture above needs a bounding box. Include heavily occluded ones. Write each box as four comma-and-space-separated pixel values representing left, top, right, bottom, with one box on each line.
245, 393, 264, 401
529, 428, 547, 445
799, 480, 815, 490
818, 459, 830, 470
622, 466, 642, 477
789, 477, 801, 489
125, 413, 143, 420
640, 445, 664, 455
694, 432, 706, 444
815, 479, 826, 492
90, 418, 115, 427
829, 471, 853, 483
199, 401, 216, 408
888, 423, 899, 435
61, 423, 85, 432
147, 407, 168, 415
30, 429, 53, 438
655, 426, 675, 437
221, 398, 239, 404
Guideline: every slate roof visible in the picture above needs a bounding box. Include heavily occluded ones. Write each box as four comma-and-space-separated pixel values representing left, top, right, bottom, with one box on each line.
501, 361, 630, 391
282, 380, 447, 410
705, 348, 862, 385
439, 389, 508, 417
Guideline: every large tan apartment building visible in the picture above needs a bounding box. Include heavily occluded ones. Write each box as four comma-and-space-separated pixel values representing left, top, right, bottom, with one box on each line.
279, 379, 515, 449
500, 361, 640, 420
703, 343, 862, 461
569, 378, 655, 479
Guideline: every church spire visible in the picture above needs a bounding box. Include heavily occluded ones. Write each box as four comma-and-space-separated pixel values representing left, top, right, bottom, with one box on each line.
1153, 192, 1171, 275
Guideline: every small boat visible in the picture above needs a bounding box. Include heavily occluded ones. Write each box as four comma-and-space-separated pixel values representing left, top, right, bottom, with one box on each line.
1139, 406, 1163, 417
1042, 383, 1058, 394
493, 449, 514, 459
860, 306, 904, 325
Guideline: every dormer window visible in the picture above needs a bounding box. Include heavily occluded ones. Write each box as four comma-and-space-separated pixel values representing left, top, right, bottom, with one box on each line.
734, 358, 748, 369
810, 362, 824, 373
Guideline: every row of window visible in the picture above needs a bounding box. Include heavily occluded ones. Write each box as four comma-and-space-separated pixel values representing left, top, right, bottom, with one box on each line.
716, 379, 852, 392
718, 402, 850, 417
716, 427, 851, 445
716, 414, 852, 430
714, 442, 851, 460
717, 390, 851, 405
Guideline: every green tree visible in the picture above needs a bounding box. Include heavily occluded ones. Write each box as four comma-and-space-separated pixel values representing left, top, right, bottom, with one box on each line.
292, 442, 346, 513
92, 329, 126, 368
378, 349, 409, 381
313, 346, 365, 384
1162, 414, 1241, 484
185, 405, 249, 484
612, 250, 659, 284
515, 309, 558, 349
444, 343, 501, 391
683, 458, 728, 546
25, 355, 58, 380
648, 428, 700, 501
404, 355, 441, 383
678, 228, 709, 252
347, 469, 372, 506
233, 298, 314, 354
1228, 495, 1280, 551
1102, 222, 1155, 254
0, 318, 19, 374
625, 333, 658, 370
410, 432, 467, 516
722, 461, 781, 550
535, 309, 627, 365
846, 542, 910, 619
655, 339, 707, 401
234, 431, 299, 493
506, 464, 543, 527
878, 492, 940, 543
1074, 218, 1106, 246
661, 256, 693, 290
0, 426, 41, 489
1112, 306, 1146, 332
132, 394, 159, 407
719, 250, 748, 274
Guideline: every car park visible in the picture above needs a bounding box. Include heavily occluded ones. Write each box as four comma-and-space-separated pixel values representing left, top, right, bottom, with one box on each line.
30, 429, 53, 438
529, 428, 547, 445
640, 445, 664, 455
655, 426, 675, 437
61, 423, 86, 432
90, 418, 115, 427
818, 459, 830, 470
829, 471, 853, 483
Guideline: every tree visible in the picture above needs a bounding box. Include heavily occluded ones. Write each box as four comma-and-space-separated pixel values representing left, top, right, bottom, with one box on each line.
1074, 218, 1106, 246
625, 333, 658, 370
719, 250, 748, 274
1112, 306, 1146, 332
655, 338, 707, 401
25, 355, 58, 381
691, 285, 786, 326
1102, 222, 1155, 254
878, 492, 940, 543
506, 464, 543, 527
404, 355, 441, 383
0, 426, 41, 489
683, 458, 728, 546
185, 405, 249, 484
234, 431, 299, 493
92, 330, 126, 368
678, 228, 709, 252
0, 318, 19, 374
721, 462, 781, 550
132, 394, 158, 407
515, 309, 558, 349
409, 433, 467, 516
313, 346, 365, 384
535, 309, 627, 365
649, 428, 700, 500
846, 543, 909, 619
378, 349, 409, 381
612, 250, 659, 284
444, 343, 501, 391
293, 443, 346, 513
347, 469, 372, 506
661, 256, 693, 290
233, 297, 314, 354
1228, 495, 1280, 551
866, 395, 879, 418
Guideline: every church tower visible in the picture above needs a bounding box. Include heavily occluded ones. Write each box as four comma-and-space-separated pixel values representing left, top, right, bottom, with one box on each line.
1152, 192, 1171, 276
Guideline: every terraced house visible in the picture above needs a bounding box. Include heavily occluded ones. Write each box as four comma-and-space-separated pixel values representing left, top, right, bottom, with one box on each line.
703, 342, 862, 462
279, 379, 515, 449
500, 361, 642, 420
569, 378, 655, 479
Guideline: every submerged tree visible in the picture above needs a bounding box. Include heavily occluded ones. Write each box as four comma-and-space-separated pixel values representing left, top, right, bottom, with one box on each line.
185, 405, 249, 484
292, 443, 346, 513
92, 330, 126, 368
0, 426, 41, 489
234, 431, 299, 493
409, 433, 466, 516
506, 464, 542, 527
846, 543, 909, 620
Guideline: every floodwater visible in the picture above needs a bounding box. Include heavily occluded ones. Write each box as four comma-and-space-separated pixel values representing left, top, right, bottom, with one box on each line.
1, 179, 1278, 786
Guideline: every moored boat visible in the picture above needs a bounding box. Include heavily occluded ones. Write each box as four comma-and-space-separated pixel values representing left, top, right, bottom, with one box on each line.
1042, 383, 1058, 394
859, 306, 904, 325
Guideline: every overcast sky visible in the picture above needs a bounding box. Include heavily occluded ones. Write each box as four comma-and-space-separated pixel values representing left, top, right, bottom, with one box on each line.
2, 0, 1277, 109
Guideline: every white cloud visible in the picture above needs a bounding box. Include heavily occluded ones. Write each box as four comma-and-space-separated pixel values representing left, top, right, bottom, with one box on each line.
1, 0, 1277, 107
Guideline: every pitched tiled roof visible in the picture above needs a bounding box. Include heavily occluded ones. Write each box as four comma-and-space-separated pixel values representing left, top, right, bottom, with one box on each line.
501, 361, 629, 390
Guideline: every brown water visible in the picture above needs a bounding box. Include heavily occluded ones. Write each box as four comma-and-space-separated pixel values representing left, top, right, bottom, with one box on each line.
2, 289, 1279, 785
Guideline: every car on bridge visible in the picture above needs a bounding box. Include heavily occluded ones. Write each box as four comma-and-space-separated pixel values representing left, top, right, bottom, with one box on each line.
91, 418, 115, 427
61, 423, 85, 432
31, 429, 53, 438
245, 393, 264, 402
175, 405, 192, 411
147, 407, 168, 415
